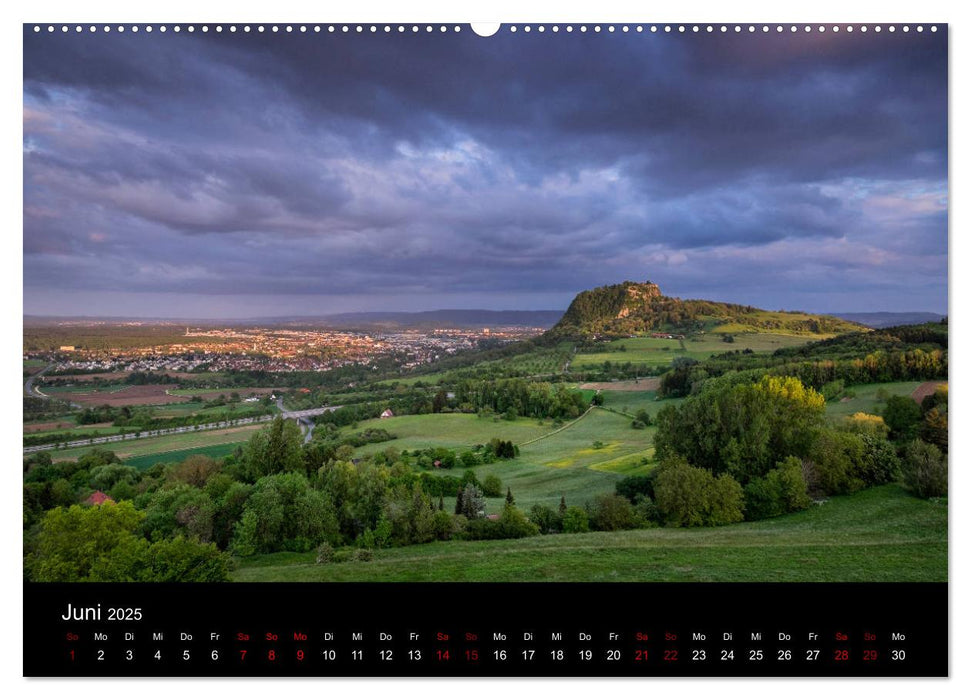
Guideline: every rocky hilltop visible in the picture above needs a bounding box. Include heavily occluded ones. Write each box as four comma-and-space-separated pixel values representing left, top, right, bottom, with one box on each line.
545, 280, 864, 340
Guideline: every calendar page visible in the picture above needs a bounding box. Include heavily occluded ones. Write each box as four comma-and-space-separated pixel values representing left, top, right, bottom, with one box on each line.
21, 20, 948, 678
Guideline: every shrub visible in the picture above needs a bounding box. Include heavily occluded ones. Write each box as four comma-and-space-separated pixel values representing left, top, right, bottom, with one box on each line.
616, 475, 655, 502
883, 395, 923, 442
589, 493, 641, 531
315, 542, 335, 564
820, 380, 845, 401
561, 505, 590, 533
496, 503, 539, 538
743, 457, 811, 520
842, 413, 890, 439
528, 503, 562, 534
920, 406, 948, 453
858, 435, 902, 486
354, 548, 373, 562
901, 440, 947, 498
654, 458, 744, 527
481, 473, 503, 498
431, 510, 456, 540
806, 429, 866, 496
331, 548, 353, 563
464, 504, 539, 540
633, 497, 660, 525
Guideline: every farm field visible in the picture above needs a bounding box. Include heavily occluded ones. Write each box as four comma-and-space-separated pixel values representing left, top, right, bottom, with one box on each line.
166, 387, 278, 398
345, 413, 552, 456
911, 381, 948, 405
578, 378, 661, 392
42, 383, 131, 394
125, 443, 243, 469
24, 424, 129, 441
374, 372, 448, 387
41, 383, 184, 406
24, 417, 79, 433
23, 359, 47, 375
36, 384, 279, 408
571, 332, 817, 369
824, 381, 927, 418
152, 401, 276, 418
48, 424, 262, 462
233, 484, 946, 583
451, 342, 574, 377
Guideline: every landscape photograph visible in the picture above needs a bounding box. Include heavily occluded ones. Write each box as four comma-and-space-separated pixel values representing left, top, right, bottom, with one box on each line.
22, 25, 947, 584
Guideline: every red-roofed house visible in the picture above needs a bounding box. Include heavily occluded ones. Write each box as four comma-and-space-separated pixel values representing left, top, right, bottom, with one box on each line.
85, 491, 114, 506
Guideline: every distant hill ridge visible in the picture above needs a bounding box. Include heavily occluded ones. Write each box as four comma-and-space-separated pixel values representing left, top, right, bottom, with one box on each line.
545, 280, 865, 340
827, 312, 945, 329
23, 310, 565, 329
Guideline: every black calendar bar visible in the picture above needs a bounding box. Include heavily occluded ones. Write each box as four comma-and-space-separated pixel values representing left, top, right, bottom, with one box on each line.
24, 582, 947, 677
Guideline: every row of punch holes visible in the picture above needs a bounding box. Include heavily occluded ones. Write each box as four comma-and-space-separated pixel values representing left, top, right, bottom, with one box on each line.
32, 24, 939, 35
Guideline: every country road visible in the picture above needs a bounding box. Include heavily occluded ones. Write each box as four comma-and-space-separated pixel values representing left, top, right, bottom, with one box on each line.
23, 402, 341, 455
24, 363, 83, 410
23, 363, 53, 398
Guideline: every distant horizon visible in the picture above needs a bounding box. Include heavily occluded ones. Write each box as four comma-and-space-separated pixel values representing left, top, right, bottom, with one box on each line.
21, 306, 947, 323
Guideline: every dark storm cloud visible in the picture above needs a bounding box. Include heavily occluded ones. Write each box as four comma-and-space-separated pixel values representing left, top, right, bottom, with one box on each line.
23, 26, 947, 315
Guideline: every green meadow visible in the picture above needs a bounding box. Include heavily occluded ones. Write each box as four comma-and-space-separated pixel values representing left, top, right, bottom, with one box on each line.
345, 413, 552, 456
125, 443, 243, 469
824, 381, 926, 418
571, 332, 817, 369
598, 389, 665, 417
233, 484, 946, 583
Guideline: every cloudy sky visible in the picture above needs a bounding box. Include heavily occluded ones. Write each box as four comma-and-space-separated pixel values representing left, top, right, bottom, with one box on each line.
23, 26, 947, 318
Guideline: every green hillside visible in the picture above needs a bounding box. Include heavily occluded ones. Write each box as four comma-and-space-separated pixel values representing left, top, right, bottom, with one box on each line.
546, 280, 864, 340
233, 485, 946, 583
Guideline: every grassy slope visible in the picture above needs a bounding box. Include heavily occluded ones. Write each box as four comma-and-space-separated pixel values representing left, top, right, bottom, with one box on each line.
824, 381, 925, 418
572, 332, 818, 369
347, 413, 551, 456
350, 408, 664, 513
233, 485, 946, 583
599, 389, 664, 417
514, 408, 654, 470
